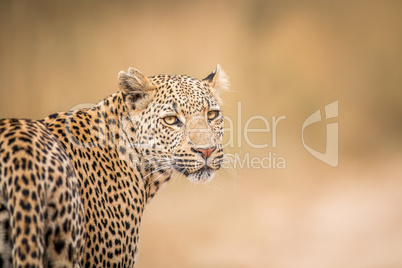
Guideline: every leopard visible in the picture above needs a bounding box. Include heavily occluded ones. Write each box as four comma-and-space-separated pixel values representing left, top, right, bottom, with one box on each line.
0, 65, 229, 267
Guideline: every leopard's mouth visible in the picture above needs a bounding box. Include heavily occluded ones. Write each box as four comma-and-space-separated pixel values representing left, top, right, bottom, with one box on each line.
173, 164, 215, 182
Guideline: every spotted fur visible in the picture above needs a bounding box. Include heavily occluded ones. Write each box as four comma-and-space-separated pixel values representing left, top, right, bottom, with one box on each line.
0, 66, 229, 267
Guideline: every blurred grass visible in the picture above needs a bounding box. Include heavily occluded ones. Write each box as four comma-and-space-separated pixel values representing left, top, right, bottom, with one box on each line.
1, 1, 402, 267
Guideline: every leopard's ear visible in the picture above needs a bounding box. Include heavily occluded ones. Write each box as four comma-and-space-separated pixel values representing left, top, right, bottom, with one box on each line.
203, 64, 230, 103
118, 67, 155, 109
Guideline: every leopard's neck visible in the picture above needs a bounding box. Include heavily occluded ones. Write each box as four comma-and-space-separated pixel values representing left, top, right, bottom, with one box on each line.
43, 91, 172, 203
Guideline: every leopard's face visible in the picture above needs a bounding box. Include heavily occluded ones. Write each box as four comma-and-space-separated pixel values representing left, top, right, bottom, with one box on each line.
133, 75, 225, 182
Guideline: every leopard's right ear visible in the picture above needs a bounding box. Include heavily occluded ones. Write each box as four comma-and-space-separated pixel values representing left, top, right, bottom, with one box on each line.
118, 67, 155, 95
118, 67, 155, 109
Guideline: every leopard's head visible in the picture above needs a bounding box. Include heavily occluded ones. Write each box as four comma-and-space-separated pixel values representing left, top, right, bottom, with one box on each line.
119, 66, 229, 182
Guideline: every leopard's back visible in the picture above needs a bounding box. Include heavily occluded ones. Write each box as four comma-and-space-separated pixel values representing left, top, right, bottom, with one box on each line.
0, 119, 85, 268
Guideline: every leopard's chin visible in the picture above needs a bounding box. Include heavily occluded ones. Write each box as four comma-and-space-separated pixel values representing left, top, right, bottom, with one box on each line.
187, 166, 216, 183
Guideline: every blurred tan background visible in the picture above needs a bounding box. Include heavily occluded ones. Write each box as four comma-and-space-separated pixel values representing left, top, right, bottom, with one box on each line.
1, 1, 402, 267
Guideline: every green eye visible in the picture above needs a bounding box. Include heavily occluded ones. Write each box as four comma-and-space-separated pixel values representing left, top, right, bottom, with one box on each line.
207, 110, 219, 120
163, 116, 179, 125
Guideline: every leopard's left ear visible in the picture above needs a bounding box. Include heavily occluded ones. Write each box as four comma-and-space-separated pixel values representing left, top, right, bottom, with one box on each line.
118, 67, 155, 110
203, 64, 230, 103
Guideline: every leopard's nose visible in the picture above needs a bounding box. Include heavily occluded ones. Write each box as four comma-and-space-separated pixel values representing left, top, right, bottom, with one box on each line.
193, 146, 216, 159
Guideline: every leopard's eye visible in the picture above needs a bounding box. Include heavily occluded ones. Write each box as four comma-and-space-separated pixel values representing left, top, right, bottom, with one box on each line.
207, 110, 219, 120
163, 116, 179, 125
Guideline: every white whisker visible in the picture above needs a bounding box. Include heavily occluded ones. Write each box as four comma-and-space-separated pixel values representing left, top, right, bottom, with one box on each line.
142, 163, 172, 181
150, 168, 171, 184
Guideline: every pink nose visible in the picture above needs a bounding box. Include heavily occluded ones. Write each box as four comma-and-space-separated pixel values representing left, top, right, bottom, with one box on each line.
195, 146, 216, 159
